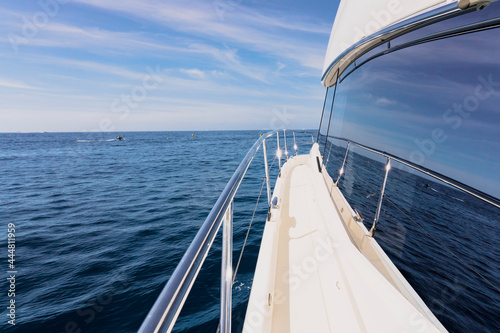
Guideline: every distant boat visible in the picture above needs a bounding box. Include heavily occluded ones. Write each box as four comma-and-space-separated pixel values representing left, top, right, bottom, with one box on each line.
117, 136, 124, 141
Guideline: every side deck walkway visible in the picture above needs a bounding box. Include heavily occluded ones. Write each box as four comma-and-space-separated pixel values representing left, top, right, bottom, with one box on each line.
243, 145, 444, 333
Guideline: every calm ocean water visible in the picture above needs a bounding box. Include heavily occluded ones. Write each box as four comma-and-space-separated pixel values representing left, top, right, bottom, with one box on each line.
0, 130, 310, 333
0, 131, 498, 332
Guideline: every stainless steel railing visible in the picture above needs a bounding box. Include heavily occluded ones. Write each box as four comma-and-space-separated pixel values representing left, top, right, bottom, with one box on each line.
323, 135, 500, 236
321, 1, 490, 87
139, 129, 301, 333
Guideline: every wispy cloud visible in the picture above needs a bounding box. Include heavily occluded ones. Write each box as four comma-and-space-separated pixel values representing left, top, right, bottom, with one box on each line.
0, 0, 335, 133
0, 78, 37, 90
0, 21, 275, 82
72, 0, 328, 71
37, 57, 148, 80
0, 22, 190, 54
375, 97, 397, 106
179, 68, 206, 80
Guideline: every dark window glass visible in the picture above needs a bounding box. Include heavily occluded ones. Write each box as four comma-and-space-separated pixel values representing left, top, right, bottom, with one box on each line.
327, 25, 500, 197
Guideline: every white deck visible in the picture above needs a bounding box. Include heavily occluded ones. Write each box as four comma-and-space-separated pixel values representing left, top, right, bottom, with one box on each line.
243, 145, 445, 332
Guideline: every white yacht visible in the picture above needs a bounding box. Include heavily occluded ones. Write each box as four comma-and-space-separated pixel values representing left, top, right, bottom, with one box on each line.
139, 1, 500, 332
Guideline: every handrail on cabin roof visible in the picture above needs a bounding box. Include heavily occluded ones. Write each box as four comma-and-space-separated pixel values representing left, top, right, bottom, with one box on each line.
321, 2, 493, 87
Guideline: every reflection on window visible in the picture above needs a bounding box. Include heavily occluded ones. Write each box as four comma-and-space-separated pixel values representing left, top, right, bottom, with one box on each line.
322, 25, 500, 197
318, 5, 500, 333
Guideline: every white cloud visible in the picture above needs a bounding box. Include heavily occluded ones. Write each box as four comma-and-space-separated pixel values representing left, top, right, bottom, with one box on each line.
179, 68, 206, 80
0, 78, 36, 90
0, 21, 274, 82
375, 97, 396, 106
40, 58, 148, 80
72, 0, 328, 71
0, 0, 331, 133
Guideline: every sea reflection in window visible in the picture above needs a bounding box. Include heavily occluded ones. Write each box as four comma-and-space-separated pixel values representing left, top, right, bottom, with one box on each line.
319, 5, 500, 333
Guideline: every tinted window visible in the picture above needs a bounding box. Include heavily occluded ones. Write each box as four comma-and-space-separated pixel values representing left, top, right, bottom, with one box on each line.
322, 5, 500, 197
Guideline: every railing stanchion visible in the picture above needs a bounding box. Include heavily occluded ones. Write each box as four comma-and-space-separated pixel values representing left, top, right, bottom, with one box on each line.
263, 139, 272, 206
293, 131, 297, 156
220, 202, 233, 333
283, 129, 288, 161
322, 69, 339, 158
325, 139, 333, 167
335, 142, 350, 186
369, 158, 391, 237
277, 132, 282, 170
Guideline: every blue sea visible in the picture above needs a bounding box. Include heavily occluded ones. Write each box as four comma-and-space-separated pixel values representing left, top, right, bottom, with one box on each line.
0, 131, 498, 333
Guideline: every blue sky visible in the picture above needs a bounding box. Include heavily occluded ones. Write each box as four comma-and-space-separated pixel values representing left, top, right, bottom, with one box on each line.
0, 0, 340, 132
